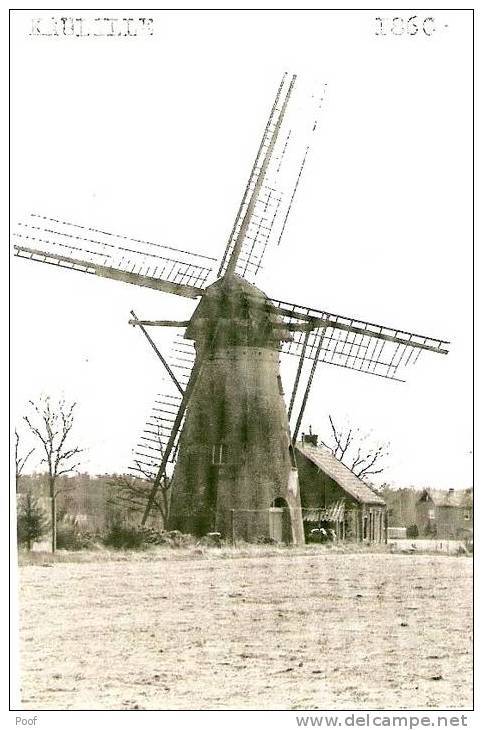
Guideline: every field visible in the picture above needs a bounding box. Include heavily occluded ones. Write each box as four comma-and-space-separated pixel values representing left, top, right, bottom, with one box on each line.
17, 547, 472, 710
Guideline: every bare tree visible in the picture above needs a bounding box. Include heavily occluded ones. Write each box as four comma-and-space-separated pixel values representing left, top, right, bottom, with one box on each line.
107, 425, 170, 528
107, 474, 170, 528
320, 415, 389, 483
23, 395, 83, 552
14, 429, 34, 492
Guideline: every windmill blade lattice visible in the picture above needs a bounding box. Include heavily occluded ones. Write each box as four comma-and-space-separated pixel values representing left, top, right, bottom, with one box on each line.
168, 333, 197, 389
129, 391, 184, 481
129, 332, 196, 481
270, 298, 449, 382
218, 74, 327, 282
13, 213, 215, 297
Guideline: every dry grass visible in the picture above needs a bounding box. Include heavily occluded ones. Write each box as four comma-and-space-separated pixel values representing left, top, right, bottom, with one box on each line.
18, 541, 388, 565
17, 550, 472, 710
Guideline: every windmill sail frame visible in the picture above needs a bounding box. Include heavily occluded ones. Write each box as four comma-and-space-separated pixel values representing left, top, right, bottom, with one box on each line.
269, 298, 449, 382
218, 74, 327, 282
13, 214, 214, 298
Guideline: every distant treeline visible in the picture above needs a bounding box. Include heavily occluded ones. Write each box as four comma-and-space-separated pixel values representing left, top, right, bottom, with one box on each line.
18, 473, 426, 530
17, 473, 164, 531
379, 486, 423, 528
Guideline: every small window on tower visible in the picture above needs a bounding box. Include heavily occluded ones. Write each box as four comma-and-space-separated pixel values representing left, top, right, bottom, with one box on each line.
277, 375, 284, 396
212, 444, 229, 466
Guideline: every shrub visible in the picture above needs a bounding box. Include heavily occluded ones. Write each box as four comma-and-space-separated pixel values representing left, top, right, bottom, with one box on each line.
161, 530, 196, 548
17, 492, 48, 550
103, 523, 146, 549
56, 523, 96, 550
198, 532, 222, 548
406, 524, 419, 539
102, 524, 197, 549
139, 528, 196, 548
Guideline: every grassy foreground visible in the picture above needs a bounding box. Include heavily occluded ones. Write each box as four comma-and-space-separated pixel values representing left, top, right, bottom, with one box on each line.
18, 541, 393, 565
16, 547, 472, 710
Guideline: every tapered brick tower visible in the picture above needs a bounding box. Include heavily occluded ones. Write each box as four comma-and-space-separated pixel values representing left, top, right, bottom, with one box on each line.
168, 275, 305, 543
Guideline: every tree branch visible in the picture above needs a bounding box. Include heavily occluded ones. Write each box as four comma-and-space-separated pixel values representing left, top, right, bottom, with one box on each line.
326, 414, 388, 483
23, 395, 83, 495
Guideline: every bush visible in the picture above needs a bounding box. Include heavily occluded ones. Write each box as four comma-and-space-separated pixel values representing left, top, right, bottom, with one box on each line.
103, 523, 145, 549
102, 524, 197, 549
161, 530, 196, 548
17, 492, 48, 550
138, 528, 196, 548
198, 532, 222, 547
406, 524, 419, 539
56, 523, 96, 550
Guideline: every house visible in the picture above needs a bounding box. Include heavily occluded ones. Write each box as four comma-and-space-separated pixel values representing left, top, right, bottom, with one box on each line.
295, 434, 387, 543
415, 488, 473, 539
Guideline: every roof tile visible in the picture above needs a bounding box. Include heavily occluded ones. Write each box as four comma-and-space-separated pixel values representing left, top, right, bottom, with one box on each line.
296, 444, 386, 506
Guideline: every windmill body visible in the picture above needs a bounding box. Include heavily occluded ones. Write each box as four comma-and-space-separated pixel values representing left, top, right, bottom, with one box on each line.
14, 74, 450, 544
168, 274, 305, 542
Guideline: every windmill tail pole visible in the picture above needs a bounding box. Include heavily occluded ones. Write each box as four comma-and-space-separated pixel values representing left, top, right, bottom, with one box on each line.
141, 320, 222, 525
140, 376, 195, 525
130, 310, 184, 396
140, 340, 211, 525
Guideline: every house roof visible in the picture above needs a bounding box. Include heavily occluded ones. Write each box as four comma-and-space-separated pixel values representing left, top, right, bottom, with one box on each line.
421, 488, 473, 508
295, 443, 386, 506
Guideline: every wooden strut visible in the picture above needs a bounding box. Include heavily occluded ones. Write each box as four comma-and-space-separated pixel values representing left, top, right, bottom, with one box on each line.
128, 319, 190, 327
130, 310, 184, 396
140, 366, 199, 524
287, 328, 311, 421
141, 325, 220, 525
292, 327, 326, 444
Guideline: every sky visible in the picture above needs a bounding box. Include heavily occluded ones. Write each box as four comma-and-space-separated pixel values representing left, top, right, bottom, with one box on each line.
10, 10, 473, 488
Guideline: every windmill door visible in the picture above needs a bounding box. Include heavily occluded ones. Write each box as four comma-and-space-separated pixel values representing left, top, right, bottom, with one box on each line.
269, 508, 284, 542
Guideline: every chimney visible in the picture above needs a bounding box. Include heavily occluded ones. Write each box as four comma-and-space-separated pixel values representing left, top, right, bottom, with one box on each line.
302, 432, 318, 447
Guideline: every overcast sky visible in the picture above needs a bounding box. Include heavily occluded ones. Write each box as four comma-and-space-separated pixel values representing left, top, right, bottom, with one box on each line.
11, 10, 473, 489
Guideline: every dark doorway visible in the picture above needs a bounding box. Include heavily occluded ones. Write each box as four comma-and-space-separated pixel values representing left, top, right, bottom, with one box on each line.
269, 497, 292, 544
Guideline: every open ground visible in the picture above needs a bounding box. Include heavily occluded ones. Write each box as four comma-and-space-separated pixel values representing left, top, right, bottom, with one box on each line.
17, 547, 472, 710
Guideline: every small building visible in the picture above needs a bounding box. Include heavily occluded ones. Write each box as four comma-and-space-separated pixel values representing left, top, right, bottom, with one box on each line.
295, 435, 387, 543
415, 488, 473, 539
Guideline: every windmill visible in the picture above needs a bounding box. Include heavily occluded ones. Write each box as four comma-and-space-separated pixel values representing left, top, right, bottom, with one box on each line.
13, 73, 449, 544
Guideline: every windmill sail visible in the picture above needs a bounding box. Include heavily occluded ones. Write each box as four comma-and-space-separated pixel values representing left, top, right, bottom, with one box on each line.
218, 74, 327, 282
168, 334, 196, 389
127, 318, 197, 520
269, 298, 449, 382
129, 392, 184, 481
13, 213, 215, 298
